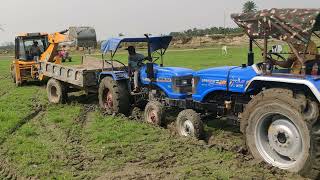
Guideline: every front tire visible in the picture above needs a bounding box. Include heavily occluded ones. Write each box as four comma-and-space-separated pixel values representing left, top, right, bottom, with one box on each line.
47, 78, 67, 104
98, 77, 130, 115
144, 101, 165, 126
242, 88, 320, 178
176, 109, 204, 139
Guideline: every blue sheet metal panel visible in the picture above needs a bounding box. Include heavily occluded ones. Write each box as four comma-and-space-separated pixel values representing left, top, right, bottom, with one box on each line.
192, 66, 258, 102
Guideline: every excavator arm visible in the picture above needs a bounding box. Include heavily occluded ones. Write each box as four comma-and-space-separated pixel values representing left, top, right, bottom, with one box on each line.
40, 30, 69, 63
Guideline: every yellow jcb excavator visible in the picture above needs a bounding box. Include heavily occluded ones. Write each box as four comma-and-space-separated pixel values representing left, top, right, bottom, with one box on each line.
10, 27, 96, 86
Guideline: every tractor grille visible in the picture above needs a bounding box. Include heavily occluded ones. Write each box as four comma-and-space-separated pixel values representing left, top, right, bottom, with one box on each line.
172, 75, 193, 94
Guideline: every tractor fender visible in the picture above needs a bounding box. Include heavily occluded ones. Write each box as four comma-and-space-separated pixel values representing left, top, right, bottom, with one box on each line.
245, 76, 320, 102
98, 71, 129, 83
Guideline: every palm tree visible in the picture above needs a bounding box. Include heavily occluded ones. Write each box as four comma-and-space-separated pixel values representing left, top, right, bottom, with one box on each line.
0, 25, 4, 31
242, 1, 257, 13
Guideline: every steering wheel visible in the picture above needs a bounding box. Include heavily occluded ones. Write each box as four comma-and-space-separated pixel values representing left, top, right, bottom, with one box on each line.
267, 52, 286, 62
106, 60, 129, 72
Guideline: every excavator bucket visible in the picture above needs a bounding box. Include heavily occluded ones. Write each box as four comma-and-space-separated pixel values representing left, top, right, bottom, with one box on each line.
68, 27, 97, 48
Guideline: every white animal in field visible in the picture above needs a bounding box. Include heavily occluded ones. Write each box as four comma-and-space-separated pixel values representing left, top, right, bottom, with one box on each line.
222, 46, 228, 55
272, 45, 283, 54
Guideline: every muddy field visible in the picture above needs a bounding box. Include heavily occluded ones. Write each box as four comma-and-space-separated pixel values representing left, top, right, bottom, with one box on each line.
0, 49, 307, 179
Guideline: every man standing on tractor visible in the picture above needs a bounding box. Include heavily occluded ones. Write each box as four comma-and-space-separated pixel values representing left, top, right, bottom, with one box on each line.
29, 41, 41, 59
271, 40, 319, 74
126, 46, 145, 92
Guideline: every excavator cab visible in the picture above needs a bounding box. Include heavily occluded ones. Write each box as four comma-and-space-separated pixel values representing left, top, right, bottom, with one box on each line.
15, 33, 49, 61
11, 33, 49, 86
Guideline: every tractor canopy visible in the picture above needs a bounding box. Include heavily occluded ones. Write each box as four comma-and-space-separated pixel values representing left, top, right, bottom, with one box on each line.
101, 36, 172, 54
231, 8, 320, 45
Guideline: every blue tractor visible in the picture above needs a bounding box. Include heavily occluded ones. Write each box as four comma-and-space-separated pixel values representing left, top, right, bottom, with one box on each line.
99, 9, 320, 177
147, 9, 320, 178
99, 35, 200, 133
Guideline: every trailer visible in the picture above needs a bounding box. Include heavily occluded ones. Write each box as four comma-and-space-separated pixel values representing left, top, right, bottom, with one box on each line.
39, 56, 128, 104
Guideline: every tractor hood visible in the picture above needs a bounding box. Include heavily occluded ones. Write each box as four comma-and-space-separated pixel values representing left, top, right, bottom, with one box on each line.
155, 66, 194, 77
195, 66, 236, 76
140, 64, 194, 99
193, 66, 259, 102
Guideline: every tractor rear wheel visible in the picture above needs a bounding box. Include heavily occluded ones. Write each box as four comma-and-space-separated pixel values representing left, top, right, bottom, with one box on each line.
47, 78, 67, 104
144, 101, 165, 126
242, 88, 320, 178
176, 109, 204, 139
98, 77, 130, 115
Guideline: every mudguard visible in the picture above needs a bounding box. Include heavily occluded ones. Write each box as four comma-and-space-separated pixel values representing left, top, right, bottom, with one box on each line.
245, 75, 320, 102
98, 71, 129, 82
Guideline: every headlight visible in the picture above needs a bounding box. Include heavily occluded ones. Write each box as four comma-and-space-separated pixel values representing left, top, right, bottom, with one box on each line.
181, 80, 188, 85
192, 76, 200, 94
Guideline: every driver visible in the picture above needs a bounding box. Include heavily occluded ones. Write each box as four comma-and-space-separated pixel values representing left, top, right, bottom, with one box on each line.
126, 46, 145, 92
30, 41, 41, 59
271, 41, 318, 74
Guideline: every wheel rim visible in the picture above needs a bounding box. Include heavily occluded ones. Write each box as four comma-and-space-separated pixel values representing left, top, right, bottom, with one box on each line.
50, 86, 59, 102
179, 118, 195, 137
103, 89, 113, 109
255, 113, 304, 169
147, 110, 158, 124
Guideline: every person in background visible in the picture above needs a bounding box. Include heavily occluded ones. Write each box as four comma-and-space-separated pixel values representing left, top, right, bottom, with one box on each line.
126, 46, 146, 92
271, 41, 318, 74
59, 45, 72, 62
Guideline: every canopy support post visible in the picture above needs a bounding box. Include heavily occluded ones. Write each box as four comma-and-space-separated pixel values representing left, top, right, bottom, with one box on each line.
160, 49, 164, 67
263, 30, 268, 74
248, 38, 254, 66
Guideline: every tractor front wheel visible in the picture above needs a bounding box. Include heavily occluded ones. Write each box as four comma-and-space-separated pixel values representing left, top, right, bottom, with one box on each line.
144, 101, 165, 126
176, 109, 204, 139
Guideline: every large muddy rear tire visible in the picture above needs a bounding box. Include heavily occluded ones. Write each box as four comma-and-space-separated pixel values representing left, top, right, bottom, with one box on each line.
176, 109, 204, 139
47, 78, 67, 104
242, 88, 320, 178
98, 77, 130, 116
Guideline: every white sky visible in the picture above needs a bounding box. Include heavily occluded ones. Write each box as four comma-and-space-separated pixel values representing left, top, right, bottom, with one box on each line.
0, 0, 319, 44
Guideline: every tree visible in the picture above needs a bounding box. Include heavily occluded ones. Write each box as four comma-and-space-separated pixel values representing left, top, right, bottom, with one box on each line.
118, 33, 125, 37
242, 1, 257, 13
0, 25, 4, 31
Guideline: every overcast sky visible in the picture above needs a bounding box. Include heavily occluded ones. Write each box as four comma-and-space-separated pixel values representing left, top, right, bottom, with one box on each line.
0, 0, 319, 44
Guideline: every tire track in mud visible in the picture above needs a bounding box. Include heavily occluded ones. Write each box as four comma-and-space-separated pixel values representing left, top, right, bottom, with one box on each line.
0, 159, 18, 180
65, 104, 96, 178
0, 107, 46, 180
0, 90, 46, 180
0, 106, 44, 146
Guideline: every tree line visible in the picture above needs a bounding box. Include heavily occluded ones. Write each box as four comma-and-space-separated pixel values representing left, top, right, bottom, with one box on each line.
169, 27, 243, 38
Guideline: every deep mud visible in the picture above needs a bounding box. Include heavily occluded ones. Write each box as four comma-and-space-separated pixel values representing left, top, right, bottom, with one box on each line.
100, 110, 305, 180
